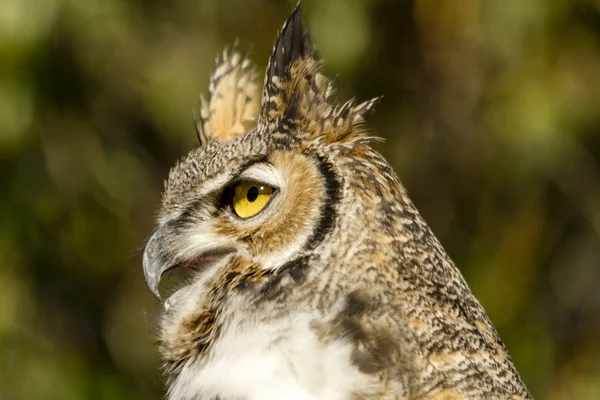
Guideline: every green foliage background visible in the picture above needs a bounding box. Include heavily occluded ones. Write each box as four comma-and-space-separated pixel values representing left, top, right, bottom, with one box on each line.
2, 0, 600, 398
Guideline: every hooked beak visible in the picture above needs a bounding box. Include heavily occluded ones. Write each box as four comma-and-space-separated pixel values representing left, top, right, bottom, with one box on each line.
142, 221, 235, 301
143, 226, 176, 300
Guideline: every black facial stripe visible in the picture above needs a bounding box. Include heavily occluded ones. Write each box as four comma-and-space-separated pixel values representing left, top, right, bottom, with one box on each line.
303, 154, 341, 252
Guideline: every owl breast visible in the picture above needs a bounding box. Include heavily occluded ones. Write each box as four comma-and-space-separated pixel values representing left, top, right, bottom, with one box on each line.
167, 311, 373, 400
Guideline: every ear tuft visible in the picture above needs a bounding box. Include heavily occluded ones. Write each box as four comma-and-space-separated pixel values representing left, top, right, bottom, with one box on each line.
259, 2, 321, 132
256, 2, 382, 146
266, 3, 316, 84
195, 44, 259, 145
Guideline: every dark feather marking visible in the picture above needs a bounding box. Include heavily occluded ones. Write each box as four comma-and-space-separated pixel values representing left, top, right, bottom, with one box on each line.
315, 290, 401, 375
258, 255, 309, 300
303, 154, 341, 252
266, 3, 315, 85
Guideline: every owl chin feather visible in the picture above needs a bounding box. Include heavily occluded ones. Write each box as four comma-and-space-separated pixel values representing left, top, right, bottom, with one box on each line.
143, 2, 532, 399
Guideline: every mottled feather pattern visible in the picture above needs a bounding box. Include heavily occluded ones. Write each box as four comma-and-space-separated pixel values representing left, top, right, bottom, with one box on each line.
143, 3, 532, 399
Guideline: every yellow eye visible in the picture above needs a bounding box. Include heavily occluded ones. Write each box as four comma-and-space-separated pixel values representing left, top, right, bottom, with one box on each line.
231, 182, 274, 219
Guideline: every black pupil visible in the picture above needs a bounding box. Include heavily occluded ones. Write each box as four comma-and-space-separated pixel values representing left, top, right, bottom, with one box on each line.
247, 186, 259, 202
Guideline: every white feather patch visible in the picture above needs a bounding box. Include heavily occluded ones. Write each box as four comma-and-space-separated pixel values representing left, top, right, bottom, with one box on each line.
168, 312, 369, 400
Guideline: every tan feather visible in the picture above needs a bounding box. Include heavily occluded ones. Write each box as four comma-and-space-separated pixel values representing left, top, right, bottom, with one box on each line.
195, 43, 260, 145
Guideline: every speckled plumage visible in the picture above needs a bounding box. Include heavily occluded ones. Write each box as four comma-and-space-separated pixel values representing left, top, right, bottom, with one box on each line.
143, 4, 531, 399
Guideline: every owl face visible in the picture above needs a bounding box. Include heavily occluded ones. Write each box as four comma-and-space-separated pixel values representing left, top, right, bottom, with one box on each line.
144, 133, 335, 303
143, 4, 377, 307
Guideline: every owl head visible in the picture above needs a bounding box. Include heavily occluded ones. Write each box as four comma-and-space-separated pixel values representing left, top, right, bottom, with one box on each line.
143, 3, 381, 305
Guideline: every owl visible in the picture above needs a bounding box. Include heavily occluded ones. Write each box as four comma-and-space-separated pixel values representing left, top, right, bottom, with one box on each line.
142, 4, 531, 400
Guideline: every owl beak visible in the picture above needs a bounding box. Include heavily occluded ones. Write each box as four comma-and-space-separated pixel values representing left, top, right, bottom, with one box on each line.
143, 228, 170, 300
143, 222, 236, 301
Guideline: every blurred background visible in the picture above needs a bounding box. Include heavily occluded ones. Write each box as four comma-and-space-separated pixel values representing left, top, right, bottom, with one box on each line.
2, 0, 600, 398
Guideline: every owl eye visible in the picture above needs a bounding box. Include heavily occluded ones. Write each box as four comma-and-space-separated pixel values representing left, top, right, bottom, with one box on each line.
231, 181, 274, 219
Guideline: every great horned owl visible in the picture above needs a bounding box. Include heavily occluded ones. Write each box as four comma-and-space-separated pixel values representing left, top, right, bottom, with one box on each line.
142, 4, 531, 399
